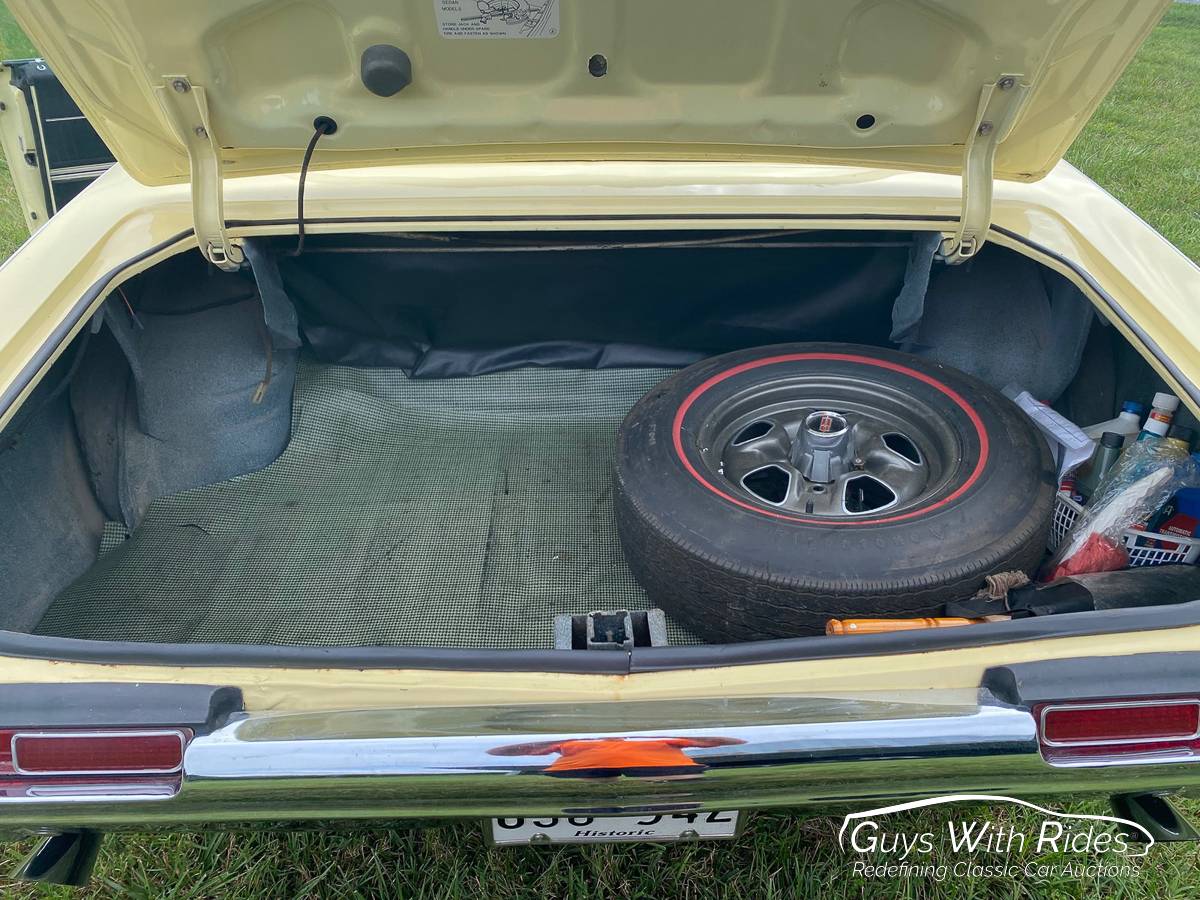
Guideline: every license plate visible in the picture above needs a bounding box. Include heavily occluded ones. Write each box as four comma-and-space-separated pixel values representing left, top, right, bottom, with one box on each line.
490, 811, 740, 845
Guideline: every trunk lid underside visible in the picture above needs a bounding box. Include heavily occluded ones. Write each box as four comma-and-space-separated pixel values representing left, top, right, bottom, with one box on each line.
6, 0, 1169, 185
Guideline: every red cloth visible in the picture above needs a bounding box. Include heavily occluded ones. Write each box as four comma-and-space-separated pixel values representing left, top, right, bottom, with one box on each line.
1044, 532, 1128, 582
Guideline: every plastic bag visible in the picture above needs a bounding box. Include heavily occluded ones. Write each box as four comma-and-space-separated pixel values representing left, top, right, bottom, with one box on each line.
1088, 436, 1194, 511
1042, 450, 1200, 582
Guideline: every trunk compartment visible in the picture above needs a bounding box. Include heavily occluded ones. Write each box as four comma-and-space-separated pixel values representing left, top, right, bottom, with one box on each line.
1, 229, 1192, 650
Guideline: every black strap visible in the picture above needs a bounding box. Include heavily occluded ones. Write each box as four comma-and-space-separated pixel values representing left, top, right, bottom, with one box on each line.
944, 579, 1097, 619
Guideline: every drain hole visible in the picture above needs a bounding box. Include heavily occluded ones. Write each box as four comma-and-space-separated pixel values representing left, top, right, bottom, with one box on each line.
882, 432, 922, 465
732, 421, 772, 445
843, 475, 896, 514
743, 465, 790, 504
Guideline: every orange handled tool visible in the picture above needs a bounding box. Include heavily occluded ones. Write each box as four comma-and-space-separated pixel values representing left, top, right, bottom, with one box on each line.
826, 615, 1009, 635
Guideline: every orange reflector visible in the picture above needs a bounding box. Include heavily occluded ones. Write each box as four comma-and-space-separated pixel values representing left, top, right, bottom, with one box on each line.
10, 730, 188, 775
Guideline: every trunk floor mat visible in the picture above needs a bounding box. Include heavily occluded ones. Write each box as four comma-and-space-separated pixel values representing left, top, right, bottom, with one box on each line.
36, 362, 701, 648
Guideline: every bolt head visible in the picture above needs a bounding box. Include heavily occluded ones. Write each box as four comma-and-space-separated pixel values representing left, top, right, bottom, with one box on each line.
977, 121, 994, 136
998, 76, 1016, 90
171, 78, 190, 93
194, 125, 208, 138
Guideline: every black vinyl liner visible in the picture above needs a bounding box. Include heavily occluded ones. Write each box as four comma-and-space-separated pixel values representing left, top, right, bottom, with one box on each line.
0, 216, 1196, 672
250, 231, 911, 378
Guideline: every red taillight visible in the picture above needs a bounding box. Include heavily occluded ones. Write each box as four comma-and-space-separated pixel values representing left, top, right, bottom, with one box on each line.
10, 730, 186, 775
1042, 702, 1199, 745
0, 729, 191, 801
1034, 699, 1200, 765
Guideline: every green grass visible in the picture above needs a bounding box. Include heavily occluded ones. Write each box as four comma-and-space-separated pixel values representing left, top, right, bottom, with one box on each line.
1, 4, 1199, 898
0, 143, 31, 258
4, 805, 1200, 900
0, 150, 25, 259
0, 0, 36, 258
0, 1, 34, 58
4, 802, 1200, 899
1065, 6, 1200, 263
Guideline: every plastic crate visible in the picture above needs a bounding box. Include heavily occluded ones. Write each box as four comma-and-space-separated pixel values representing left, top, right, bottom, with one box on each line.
1048, 492, 1200, 567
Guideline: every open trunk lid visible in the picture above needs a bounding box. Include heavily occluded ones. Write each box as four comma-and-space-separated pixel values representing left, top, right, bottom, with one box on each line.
7, 0, 1167, 187
5, 0, 1169, 267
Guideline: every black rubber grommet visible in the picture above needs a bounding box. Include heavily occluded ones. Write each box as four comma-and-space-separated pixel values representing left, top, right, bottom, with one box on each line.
361, 45, 413, 97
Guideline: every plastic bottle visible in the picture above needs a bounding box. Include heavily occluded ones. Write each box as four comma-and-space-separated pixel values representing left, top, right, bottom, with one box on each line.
1082, 401, 1145, 442
1166, 424, 1196, 453
1138, 392, 1180, 439
1059, 472, 1083, 503
1144, 452, 1200, 550
1077, 431, 1125, 500
1146, 483, 1200, 545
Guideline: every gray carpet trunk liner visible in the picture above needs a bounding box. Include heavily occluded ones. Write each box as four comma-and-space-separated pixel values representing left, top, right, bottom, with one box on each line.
37, 361, 701, 648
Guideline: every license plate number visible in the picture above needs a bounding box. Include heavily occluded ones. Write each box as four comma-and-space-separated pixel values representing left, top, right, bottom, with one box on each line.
490, 811, 740, 845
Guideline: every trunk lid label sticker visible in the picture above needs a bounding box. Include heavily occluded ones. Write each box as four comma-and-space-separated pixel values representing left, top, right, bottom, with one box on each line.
434, 0, 560, 38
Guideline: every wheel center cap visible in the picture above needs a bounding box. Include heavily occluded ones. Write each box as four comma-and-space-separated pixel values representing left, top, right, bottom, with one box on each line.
804, 410, 848, 440
794, 410, 853, 483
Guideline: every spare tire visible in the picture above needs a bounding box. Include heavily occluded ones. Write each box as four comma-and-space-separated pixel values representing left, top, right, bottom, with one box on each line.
614, 343, 1056, 641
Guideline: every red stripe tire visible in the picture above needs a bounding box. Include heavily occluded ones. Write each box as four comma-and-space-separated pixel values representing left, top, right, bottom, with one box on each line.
615, 343, 1056, 641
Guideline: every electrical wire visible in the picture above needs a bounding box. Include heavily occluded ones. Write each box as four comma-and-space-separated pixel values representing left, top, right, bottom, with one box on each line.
293, 116, 338, 257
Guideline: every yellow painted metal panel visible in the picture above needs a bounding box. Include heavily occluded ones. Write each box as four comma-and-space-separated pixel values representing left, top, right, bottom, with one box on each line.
4, 0, 1169, 185
0, 66, 50, 232
2, 623, 1200, 712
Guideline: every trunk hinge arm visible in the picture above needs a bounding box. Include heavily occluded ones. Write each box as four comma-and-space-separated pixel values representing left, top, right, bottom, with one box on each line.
155, 76, 243, 271
939, 74, 1030, 265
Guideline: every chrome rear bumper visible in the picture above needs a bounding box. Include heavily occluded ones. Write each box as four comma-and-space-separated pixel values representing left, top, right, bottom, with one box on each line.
4, 694, 1200, 830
